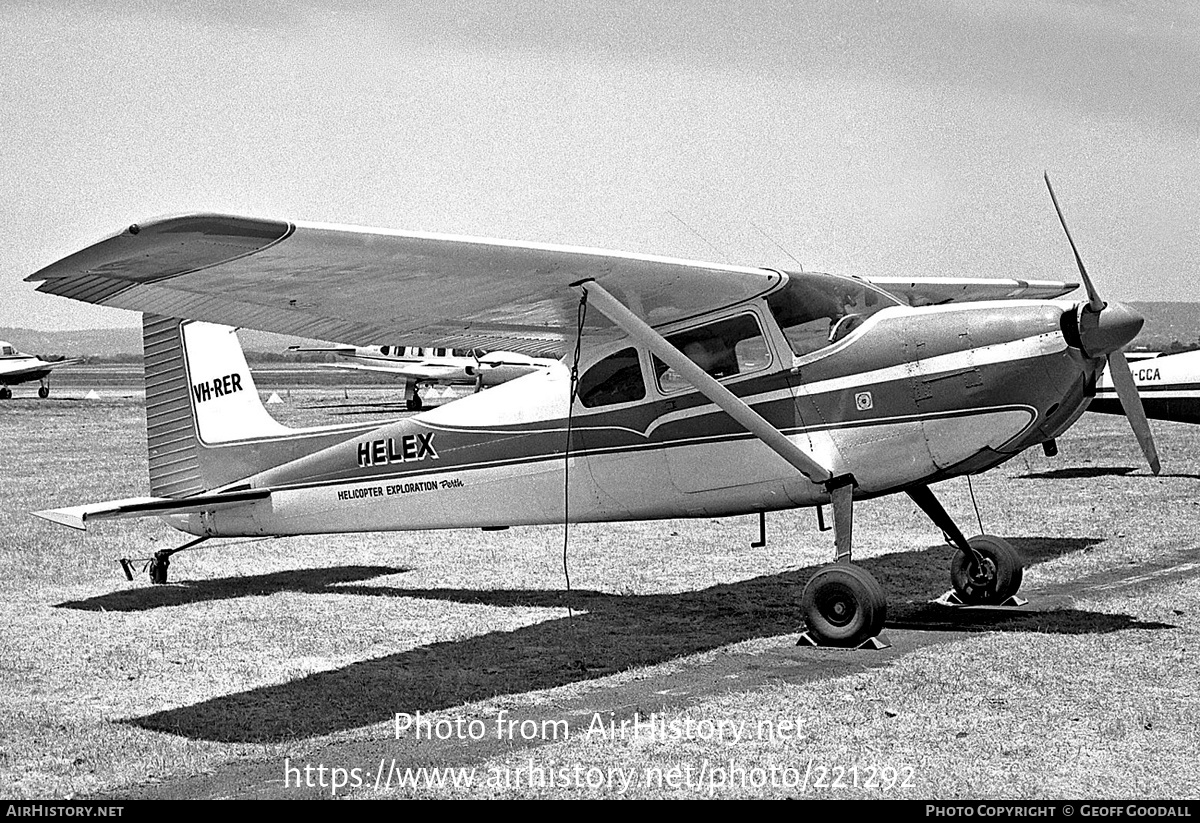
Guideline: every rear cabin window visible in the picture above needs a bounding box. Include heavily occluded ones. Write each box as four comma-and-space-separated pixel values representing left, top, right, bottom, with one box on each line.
654, 314, 770, 393
767, 273, 899, 358
578, 347, 646, 408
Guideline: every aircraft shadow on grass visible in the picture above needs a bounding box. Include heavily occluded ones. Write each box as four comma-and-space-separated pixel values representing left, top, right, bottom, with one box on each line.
55, 565, 410, 612
71, 535, 1173, 743
1019, 466, 1200, 481
1019, 466, 1137, 480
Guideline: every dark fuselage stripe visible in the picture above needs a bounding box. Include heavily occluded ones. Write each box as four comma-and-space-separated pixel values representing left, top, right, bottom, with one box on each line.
260, 404, 1034, 494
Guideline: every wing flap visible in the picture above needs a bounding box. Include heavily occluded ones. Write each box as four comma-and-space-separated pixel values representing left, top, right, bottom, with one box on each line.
33, 488, 271, 531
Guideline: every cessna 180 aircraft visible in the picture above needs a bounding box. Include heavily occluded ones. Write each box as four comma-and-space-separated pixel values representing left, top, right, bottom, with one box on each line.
1090, 350, 1200, 424
24, 177, 1161, 647
286, 342, 558, 410
0, 341, 78, 399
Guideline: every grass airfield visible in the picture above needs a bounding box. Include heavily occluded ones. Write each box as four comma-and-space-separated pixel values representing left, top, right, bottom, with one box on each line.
1, 380, 1198, 799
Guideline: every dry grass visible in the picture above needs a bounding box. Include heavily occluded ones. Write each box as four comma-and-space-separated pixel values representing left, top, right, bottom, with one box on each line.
1, 391, 1198, 798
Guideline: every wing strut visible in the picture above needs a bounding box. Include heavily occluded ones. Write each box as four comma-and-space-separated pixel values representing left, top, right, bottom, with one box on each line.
579, 281, 836, 487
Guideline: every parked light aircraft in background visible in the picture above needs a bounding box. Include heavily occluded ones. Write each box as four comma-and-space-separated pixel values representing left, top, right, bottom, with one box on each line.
24, 176, 1160, 648
0, 341, 78, 399
1090, 350, 1200, 424
287, 343, 558, 410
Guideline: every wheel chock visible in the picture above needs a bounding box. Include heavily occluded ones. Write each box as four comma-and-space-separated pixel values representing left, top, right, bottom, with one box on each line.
797, 630, 892, 650
932, 590, 1029, 608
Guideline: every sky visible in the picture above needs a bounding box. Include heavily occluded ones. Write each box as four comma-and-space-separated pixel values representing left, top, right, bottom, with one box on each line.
2, 0, 1198, 330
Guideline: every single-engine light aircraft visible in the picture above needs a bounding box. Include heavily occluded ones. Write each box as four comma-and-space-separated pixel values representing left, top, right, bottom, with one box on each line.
25, 177, 1161, 647
0, 341, 78, 399
1090, 350, 1200, 424
286, 342, 558, 410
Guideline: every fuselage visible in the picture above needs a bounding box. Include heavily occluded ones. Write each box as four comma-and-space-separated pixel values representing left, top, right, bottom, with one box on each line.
0, 342, 54, 385
336, 346, 553, 387
1090, 350, 1200, 424
173, 272, 1102, 538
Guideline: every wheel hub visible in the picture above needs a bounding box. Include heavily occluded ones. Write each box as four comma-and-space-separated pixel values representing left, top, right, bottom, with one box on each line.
967, 557, 997, 588
817, 587, 857, 627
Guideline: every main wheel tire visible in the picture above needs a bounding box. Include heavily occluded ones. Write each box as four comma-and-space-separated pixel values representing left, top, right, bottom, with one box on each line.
800, 563, 887, 647
406, 394, 423, 411
0, 387, 11, 400
950, 535, 1024, 605
38, 385, 49, 399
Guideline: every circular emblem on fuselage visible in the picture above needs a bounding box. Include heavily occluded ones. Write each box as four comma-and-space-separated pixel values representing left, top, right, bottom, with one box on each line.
855, 391, 873, 411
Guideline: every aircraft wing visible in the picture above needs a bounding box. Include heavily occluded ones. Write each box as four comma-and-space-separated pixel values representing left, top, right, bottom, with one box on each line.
319, 361, 468, 381
27, 215, 782, 355
0, 357, 80, 378
865, 277, 1079, 306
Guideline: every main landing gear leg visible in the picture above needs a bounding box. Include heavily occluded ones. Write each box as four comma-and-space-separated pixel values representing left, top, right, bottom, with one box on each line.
799, 476, 890, 649
404, 382, 424, 412
905, 484, 1026, 606
576, 282, 884, 645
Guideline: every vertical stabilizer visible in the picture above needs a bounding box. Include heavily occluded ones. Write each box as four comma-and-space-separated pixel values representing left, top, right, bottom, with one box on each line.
143, 315, 377, 497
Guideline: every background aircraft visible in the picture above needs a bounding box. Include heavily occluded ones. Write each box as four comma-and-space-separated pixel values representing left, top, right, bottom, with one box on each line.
0, 340, 78, 399
1090, 350, 1200, 424
287, 343, 558, 410
25, 179, 1158, 648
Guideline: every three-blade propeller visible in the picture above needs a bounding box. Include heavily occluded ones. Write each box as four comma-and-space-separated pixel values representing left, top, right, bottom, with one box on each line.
1044, 172, 1160, 475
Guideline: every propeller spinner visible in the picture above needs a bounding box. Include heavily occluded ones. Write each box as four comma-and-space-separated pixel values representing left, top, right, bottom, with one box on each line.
1044, 172, 1161, 474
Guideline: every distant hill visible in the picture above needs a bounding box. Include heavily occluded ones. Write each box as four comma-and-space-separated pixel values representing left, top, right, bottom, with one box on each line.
0, 327, 338, 362
0, 327, 140, 357
6, 301, 1199, 360
1128, 302, 1200, 352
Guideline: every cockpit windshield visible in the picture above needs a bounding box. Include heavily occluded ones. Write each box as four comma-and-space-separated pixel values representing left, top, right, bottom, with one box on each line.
767, 272, 900, 358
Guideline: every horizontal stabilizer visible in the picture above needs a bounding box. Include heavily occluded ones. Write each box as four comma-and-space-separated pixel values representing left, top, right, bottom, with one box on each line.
33, 488, 271, 531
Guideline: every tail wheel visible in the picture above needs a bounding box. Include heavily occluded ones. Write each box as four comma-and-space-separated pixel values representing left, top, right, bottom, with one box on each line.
800, 563, 887, 647
148, 553, 170, 584
950, 535, 1024, 605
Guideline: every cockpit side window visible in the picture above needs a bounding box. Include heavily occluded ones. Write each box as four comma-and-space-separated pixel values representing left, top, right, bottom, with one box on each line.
1, 346, 13, 356
653, 313, 769, 394
767, 273, 898, 358
578, 347, 646, 408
